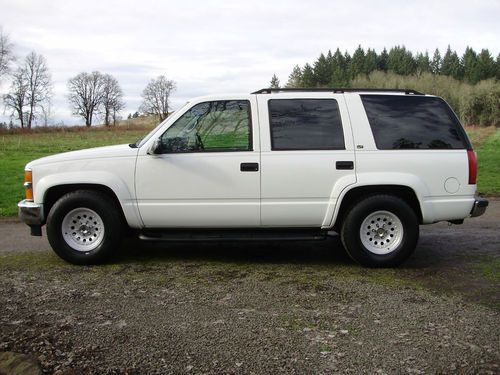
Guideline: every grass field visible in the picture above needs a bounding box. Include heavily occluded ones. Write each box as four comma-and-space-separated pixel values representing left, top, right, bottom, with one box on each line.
0, 124, 498, 216
475, 130, 500, 195
0, 126, 151, 216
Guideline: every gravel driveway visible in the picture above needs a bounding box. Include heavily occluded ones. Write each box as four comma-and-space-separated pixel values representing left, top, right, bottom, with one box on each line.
0, 201, 499, 374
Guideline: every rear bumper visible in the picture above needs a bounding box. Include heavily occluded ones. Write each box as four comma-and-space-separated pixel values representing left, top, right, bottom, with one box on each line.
18, 200, 44, 225
470, 197, 489, 218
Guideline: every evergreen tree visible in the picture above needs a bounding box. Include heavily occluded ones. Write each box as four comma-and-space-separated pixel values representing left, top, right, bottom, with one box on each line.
475, 49, 496, 81
415, 51, 431, 74
313, 53, 331, 86
377, 48, 389, 72
344, 51, 352, 73
333, 48, 347, 71
496, 54, 500, 80
349, 45, 366, 78
430, 48, 441, 74
330, 66, 350, 87
329, 49, 349, 87
286, 65, 303, 87
364, 48, 378, 75
441, 45, 463, 80
326, 50, 334, 76
387, 46, 416, 75
462, 47, 478, 83
301, 63, 316, 87
269, 73, 280, 88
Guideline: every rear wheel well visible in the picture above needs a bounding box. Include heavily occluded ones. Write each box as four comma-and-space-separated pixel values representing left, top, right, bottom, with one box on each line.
333, 185, 423, 230
44, 184, 126, 225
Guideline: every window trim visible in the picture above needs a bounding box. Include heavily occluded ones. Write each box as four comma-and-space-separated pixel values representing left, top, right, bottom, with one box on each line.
159, 99, 254, 154
360, 94, 471, 151
268, 98, 346, 151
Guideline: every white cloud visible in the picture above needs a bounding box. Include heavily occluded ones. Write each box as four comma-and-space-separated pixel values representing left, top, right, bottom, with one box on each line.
0, 0, 498, 124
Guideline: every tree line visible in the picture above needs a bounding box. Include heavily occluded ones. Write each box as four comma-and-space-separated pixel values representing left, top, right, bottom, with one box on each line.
0, 28, 176, 129
278, 45, 499, 88
271, 45, 499, 126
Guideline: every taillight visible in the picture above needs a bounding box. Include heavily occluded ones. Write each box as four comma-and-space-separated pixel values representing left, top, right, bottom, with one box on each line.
467, 150, 477, 185
24, 170, 33, 200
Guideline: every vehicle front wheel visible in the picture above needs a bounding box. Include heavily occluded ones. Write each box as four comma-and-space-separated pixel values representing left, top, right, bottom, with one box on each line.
340, 195, 419, 267
46, 190, 123, 264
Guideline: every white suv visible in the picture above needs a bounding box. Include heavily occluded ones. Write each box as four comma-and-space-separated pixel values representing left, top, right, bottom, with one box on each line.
18, 88, 488, 267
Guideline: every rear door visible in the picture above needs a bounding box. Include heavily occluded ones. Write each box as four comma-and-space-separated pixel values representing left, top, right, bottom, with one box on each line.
257, 94, 356, 227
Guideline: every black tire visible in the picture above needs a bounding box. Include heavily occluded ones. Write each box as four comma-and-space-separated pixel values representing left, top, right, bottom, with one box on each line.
46, 190, 123, 265
340, 194, 419, 267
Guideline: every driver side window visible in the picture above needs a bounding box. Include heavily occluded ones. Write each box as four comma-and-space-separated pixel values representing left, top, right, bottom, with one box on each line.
159, 100, 252, 153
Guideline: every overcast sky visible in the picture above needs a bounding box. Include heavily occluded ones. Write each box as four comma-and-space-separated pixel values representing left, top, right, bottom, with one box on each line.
0, 0, 499, 125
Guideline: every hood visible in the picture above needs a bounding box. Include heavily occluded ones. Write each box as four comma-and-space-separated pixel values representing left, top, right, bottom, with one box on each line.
26, 144, 138, 169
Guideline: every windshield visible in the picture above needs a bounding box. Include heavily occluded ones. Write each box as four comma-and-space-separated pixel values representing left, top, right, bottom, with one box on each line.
132, 102, 190, 148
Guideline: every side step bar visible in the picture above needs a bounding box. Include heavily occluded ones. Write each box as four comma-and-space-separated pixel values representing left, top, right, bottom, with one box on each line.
138, 229, 327, 242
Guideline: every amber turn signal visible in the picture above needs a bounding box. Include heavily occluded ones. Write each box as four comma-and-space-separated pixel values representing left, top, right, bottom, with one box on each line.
24, 170, 33, 200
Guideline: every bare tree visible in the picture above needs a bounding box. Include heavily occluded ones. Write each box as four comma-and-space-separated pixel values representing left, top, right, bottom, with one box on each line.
40, 97, 52, 127
102, 74, 125, 126
3, 67, 28, 128
67, 71, 106, 127
3, 51, 51, 129
140, 76, 176, 121
0, 28, 15, 82
24, 52, 52, 129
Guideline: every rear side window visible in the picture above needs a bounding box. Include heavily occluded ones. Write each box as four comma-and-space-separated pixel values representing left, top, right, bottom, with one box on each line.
269, 99, 345, 150
361, 95, 469, 150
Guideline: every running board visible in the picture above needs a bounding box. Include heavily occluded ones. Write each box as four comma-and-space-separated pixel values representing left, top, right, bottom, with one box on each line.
138, 229, 327, 242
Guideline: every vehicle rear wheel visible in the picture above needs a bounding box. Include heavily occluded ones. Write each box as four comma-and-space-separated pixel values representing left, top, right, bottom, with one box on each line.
340, 194, 419, 267
46, 190, 123, 264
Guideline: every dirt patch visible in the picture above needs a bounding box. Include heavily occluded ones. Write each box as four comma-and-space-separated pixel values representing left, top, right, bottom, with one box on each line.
0, 200, 499, 373
0, 255, 499, 374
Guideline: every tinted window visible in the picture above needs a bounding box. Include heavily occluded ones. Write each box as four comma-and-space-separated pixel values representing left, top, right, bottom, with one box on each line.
160, 100, 251, 153
269, 99, 345, 150
361, 95, 469, 150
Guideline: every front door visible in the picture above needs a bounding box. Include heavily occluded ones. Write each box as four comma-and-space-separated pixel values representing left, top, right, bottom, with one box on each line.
135, 98, 260, 228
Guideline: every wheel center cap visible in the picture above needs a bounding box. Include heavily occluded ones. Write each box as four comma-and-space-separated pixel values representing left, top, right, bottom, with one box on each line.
376, 228, 386, 238
79, 225, 89, 235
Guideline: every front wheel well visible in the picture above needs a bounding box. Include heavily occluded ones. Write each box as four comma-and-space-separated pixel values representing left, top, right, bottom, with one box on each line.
333, 185, 423, 230
44, 184, 125, 225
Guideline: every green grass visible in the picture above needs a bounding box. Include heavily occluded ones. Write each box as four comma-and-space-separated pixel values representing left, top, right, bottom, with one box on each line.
0, 127, 150, 216
0, 126, 499, 216
478, 257, 500, 282
476, 130, 500, 195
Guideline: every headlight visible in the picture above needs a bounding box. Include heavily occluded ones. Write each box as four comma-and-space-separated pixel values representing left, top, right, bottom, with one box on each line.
24, 170, 33, 201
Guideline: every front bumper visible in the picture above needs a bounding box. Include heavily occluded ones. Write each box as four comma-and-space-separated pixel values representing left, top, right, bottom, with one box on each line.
470, 197, 489, 218
18, 200, 44, 225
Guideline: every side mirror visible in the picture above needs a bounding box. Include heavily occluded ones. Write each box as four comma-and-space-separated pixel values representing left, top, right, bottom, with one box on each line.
147, 138, 162, 155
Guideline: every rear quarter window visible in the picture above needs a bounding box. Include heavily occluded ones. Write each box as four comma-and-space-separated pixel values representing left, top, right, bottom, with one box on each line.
361, 95, 470, 150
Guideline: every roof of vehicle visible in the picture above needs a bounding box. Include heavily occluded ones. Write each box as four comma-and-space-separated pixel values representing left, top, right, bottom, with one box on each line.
251, 88, 425, 95
186, 88, 430, 103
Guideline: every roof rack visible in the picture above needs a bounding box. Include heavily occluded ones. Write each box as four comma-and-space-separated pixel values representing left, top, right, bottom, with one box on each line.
251, 88, 424, 95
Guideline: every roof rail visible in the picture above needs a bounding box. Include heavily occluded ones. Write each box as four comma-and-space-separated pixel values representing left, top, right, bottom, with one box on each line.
251, 88, 424, 95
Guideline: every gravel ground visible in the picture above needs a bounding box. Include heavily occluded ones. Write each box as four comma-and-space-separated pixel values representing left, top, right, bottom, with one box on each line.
0, 200, 499, 374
